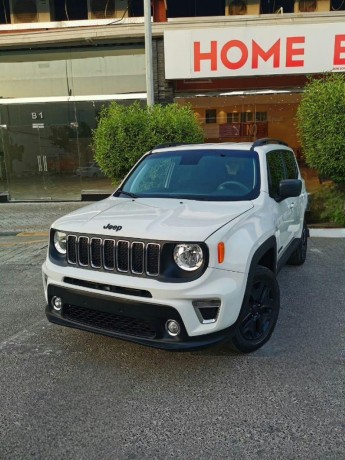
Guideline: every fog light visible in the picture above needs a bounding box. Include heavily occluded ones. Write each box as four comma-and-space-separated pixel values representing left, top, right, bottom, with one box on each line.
166, 319, 181, 337
51, 296, 62, 311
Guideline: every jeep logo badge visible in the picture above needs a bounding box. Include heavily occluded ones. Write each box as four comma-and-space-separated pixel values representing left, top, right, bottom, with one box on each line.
103, 224, 122, 232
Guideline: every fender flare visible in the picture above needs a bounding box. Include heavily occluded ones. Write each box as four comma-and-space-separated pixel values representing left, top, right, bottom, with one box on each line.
240, 236, 277, 317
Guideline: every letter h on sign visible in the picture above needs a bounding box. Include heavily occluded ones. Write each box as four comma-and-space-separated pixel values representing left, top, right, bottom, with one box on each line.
194, 41, 218, 72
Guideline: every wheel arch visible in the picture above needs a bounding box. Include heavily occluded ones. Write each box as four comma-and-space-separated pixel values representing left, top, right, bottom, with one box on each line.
247, 235, 277, 275
242, 235, 278, 309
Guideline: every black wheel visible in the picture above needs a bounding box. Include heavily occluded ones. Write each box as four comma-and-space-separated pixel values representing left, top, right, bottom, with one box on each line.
287, 221, 308, 266
230, 266, 280, 353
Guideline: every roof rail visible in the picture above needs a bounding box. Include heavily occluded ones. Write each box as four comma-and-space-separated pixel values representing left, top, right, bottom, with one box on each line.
152, 142, 188, 150
250, 138, 288, 150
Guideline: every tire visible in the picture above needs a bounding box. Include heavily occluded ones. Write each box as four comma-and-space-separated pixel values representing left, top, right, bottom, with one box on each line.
230, 266, 280, 353
287, 221, 308, 266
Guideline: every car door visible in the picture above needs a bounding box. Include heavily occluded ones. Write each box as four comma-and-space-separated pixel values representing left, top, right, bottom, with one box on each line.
266, 150, 294, 257
281, 150, 304, 239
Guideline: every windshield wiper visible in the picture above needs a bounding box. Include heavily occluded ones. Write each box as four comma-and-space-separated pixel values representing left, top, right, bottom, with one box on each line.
116, 190, 139, 199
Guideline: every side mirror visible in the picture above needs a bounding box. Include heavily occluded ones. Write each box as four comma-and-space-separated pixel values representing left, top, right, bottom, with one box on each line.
279, 179, 302, 199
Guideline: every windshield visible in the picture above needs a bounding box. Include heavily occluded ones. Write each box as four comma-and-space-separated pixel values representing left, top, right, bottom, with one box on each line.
117, 149, 260, 201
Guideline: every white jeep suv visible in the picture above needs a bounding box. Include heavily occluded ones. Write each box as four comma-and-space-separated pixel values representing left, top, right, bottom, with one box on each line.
42, 139, 308, 352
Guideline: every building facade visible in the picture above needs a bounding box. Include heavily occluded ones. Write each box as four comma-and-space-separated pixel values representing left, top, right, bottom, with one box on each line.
0, 0, 344, 201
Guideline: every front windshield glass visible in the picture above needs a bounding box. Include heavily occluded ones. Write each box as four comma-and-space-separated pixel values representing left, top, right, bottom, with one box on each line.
118, 149, 260, 201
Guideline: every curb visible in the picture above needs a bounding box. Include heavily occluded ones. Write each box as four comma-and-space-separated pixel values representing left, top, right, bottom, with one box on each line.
16, 232, 49, 237
309, 228, 345, 238
0, 231, 49, 237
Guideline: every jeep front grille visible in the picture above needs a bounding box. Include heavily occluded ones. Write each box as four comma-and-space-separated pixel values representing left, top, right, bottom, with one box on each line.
67, 235, 160, 277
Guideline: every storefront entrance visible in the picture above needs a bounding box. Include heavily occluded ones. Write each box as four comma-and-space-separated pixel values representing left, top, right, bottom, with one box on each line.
0, 100, 117, 201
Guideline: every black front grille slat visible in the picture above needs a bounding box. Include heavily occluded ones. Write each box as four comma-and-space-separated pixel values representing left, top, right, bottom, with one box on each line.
146, 243, 160, 276
91, 238, 102, 268
67, 234, 161, 277
67, 235, 77, 264
117, 241, 129, 272
78, 237, 89, 266
132, 242, 144, 274
103, 239, 115, 270
63, 304, 156, 339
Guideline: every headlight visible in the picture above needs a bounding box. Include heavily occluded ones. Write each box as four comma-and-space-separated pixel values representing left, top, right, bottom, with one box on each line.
53, 231, 67, 255
173, 244, 203, 271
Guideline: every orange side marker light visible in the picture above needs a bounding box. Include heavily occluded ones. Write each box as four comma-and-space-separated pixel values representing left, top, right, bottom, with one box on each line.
218, 242, 225, 264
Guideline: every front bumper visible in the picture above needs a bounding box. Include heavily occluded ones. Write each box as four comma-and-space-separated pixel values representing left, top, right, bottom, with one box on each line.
46, 285, 238, 350
43, 259, 247, 350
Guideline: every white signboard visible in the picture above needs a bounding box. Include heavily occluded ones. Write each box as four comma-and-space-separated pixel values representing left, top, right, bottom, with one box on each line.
164, 23, 345, 79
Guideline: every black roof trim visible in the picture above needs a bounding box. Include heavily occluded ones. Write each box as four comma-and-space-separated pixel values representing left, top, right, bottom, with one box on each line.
250, 138, 289, 150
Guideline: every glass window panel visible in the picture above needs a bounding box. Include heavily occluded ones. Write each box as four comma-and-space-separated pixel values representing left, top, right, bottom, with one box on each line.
227, 112, 240, 123
205, 109, 217, 124
255, 112, 268, 122
267, 151, 285, 199
283, 151, 299, 179
0, 47, 145, 99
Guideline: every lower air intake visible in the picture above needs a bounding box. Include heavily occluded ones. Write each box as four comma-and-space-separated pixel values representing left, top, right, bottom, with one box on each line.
63, 304, 157, 339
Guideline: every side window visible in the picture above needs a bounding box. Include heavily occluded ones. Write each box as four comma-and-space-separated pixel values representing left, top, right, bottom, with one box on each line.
266, 151, 285, 200
283, 151, 299, 179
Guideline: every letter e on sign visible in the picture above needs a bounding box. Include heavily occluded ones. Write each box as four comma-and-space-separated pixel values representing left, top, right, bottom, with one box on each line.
286, 37, 305, 68
334, 35, 345, 66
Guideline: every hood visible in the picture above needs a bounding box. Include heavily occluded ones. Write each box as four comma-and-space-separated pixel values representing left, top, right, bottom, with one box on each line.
52, 196, 254, 241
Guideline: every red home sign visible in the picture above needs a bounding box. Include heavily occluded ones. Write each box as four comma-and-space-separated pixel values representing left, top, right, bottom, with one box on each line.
164, 23, 345, 79
194, 37, 307, 72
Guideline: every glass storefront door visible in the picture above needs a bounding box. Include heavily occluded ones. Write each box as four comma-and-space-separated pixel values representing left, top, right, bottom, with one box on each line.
0, 124, 9, 194
4, 124, 83, 201
1, 103, 81, 200
0, 99, 128, 201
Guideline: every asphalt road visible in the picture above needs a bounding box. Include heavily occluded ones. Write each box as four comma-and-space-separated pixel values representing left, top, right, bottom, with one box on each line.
0, 236, 344, 460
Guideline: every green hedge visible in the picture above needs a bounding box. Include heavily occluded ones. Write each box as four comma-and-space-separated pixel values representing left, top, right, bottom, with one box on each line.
308, 184, 345, 226
93, 102, 204, 181
296, 73, 345, 185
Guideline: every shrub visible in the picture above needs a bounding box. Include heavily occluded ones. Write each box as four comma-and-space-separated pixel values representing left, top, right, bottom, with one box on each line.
296, 73, 345, 184
93, 102, 204, 181
308, 183, 345, 226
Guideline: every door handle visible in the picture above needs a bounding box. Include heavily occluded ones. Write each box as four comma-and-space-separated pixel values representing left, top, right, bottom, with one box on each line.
43, 155, 48, 172
37, 155, 42, 172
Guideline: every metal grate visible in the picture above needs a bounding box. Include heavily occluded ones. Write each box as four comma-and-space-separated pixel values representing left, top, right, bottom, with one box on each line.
117, 241, 129, 272
63, 304, 156, 339
103, 239, 115, 270
146, 243, 160, 276
67, 235, 77, 264
132, 242, 144, 274
66, 234, 160, 277
79, 237, 89, 266
91, 238, 102, 268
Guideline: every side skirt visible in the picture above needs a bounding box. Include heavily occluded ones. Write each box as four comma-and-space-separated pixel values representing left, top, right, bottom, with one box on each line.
277, 238, 301, 273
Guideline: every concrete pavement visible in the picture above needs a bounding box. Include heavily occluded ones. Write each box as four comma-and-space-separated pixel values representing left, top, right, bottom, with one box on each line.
0, 237, 344, 459
0, 202, 89, 235
0, 202, 90, 264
